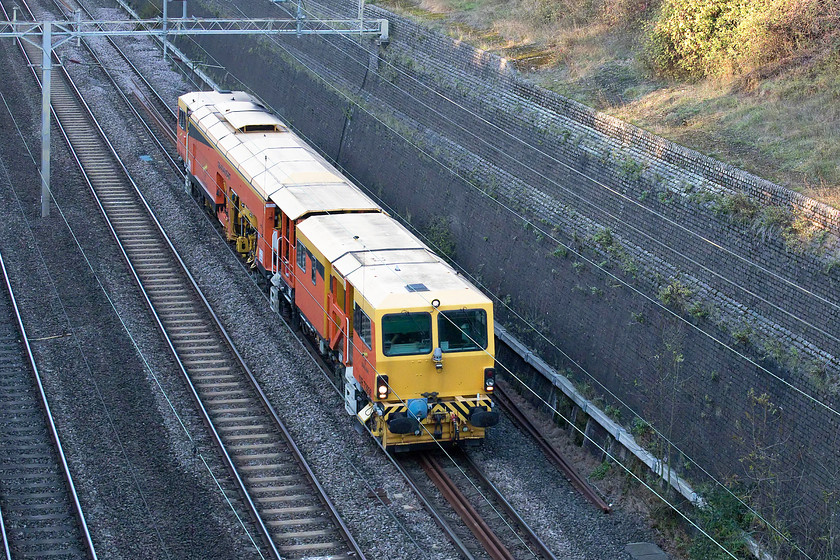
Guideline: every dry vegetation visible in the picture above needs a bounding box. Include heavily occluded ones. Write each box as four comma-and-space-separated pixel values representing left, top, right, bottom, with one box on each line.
373, 0, 840, 207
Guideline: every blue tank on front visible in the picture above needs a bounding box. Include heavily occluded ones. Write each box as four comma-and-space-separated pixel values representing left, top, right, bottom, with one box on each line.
406, 398, 428, 421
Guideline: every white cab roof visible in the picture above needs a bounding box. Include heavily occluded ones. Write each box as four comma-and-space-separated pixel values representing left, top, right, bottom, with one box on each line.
180, 91, 380, 220
297, 213, 490, 310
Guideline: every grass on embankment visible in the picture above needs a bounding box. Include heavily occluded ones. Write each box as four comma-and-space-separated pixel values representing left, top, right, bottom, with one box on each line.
372, 0, 840, 207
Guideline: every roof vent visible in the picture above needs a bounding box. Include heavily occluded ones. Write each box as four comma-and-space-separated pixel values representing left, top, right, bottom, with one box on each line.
406, 283, 429, 293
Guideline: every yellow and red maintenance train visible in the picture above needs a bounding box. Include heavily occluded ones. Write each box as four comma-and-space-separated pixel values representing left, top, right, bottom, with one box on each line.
176, 90, 499, 450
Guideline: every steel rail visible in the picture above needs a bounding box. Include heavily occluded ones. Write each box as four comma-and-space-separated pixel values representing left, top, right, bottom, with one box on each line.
68, 1, 585, 554
459, 452, 558, 560
49, 0, 181, 175
61, 21, 182, 176
392, 453, 478, 560
0, 506, 9, 560
63, 0, 179, 127
494, 383, 612, 513
69, 19, 363, 560
290, 286, 561, 560
419, 453, 516, 560
106, 14, 563, 558
133, 84, 176, 143
0, 249, 97, 558
10, 0, 364, 557
0, 8, 98, 559
45, 35, 294, 560
100, 0, 597, 550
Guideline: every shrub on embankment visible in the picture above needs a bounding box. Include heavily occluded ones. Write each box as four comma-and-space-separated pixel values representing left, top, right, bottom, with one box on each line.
644, 0, 839, 79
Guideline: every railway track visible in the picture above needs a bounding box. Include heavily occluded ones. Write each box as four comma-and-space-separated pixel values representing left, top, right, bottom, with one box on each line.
494, 383, 612, 513
397, 451, 557, 560
73, 1, 609, 550
5, 1, 365, 557
56, 0, 181, 174
0, 251, 96, 559
288, 307, 558, 560
1, 509, 9, 560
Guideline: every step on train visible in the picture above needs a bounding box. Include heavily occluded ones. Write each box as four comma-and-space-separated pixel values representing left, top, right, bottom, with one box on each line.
176, 90, 499, 450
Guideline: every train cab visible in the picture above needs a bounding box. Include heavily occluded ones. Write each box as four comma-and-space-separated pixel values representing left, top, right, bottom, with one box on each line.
295, 213, 499, 450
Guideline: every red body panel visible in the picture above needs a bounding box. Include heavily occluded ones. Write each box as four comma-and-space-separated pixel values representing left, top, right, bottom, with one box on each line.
293, 249, 328, 339
353, 323, 377, 398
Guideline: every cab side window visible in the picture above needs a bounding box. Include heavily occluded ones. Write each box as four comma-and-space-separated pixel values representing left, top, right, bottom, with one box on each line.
178, 108, 186, 130
296, 240, 306, 272
354, 304, 372, 349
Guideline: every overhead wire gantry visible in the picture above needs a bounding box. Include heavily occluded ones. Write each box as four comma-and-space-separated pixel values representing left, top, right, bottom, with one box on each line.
0, 5, 389, 217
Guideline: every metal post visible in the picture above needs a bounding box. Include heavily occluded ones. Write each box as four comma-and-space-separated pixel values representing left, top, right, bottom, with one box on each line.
162, 0, 168, 58
296, 0, 303, 36
182, 0, 187, 20
358, 0, 365, 34
40, 22, 51, 218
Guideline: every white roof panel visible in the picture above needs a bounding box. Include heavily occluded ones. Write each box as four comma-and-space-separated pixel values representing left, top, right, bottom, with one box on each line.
244, 133, 292, 151
207, 122, 232, 143
190, 105, 212, 121
268, 184, 379, 219
298, 213, 423, 259
222, 110, 286, 132
345, 262, 489, 310
296, 213, 487, 308
214, 101, 261, 114
263, 148, 317, 163
180, 90, 378, 217
249, 133, 299, 149
217, 135, 239, 152
182, 90, 255, 107
225, 145, 253, 167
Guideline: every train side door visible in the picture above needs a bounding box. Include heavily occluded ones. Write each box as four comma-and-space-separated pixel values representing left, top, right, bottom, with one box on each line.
272, 228, 280, 274
326, 273, 355, 365
327, 273, 346, 354
282, 216, 294, 282
343, 283, 354, 365
271, 212, 295, 290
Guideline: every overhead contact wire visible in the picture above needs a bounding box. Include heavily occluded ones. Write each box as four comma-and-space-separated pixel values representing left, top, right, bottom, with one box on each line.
227, 15, 818, 551
304, 0, 840, 320
247, 1, 840, 419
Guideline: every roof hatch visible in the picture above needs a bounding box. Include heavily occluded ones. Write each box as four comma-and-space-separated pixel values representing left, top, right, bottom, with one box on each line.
406, 283, 429, 292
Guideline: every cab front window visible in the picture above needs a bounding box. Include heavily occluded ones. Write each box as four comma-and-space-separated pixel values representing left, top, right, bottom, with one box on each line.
438, 309, 488, 352
382, 312, 432, 356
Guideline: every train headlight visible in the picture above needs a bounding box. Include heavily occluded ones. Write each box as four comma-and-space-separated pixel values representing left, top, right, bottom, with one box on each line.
484, 367, 495, 392
376, 375, 389, 399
